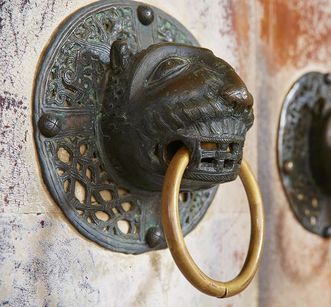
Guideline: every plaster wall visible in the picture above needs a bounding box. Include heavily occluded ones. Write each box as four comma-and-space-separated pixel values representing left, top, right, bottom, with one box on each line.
0, 1, 258, 306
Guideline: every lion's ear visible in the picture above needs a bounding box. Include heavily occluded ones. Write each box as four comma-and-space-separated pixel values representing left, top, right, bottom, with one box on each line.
110, 40, 132, 71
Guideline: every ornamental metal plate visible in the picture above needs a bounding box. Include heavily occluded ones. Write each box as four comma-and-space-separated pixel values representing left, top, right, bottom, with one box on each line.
33, 0, 217, 254
278, 72, 331, 237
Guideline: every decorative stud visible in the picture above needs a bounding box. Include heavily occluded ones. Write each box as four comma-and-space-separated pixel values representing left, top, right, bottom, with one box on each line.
324, 226, 331, 237
146, 227, 164, 248
283, 160, 294, 174
137, 5, 154, 25
38, 113, 61, 137
324, 73, 331, 84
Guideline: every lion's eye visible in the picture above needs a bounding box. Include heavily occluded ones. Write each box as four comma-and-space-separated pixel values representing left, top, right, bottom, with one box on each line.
147, 57, 189, 85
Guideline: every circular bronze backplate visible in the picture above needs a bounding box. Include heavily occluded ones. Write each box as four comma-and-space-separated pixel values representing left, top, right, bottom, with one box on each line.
33, 0, 217, 254
278, 72, 331, 237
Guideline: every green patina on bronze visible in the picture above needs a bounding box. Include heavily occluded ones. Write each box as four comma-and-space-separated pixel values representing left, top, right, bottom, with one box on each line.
33, 0, 254, 254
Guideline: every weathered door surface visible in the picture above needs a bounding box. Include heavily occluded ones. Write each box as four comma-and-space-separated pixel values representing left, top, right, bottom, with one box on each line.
0, 1, 330, 306
256, 1, 331, 306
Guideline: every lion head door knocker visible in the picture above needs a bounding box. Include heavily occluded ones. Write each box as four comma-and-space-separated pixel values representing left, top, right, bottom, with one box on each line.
33, 0, 264, 298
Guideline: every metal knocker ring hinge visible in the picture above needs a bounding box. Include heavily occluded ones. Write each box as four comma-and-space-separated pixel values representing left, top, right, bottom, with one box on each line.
161, 147, 264, 298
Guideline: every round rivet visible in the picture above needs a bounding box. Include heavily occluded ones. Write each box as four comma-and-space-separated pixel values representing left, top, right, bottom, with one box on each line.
38, 113, 61, 137
324, 73, 331, 84
297, 193, 304, 201
311, 197, 319, 208
146, 227, 163, 248
323, 226, 331, 237
283, 160, 294, 174
137, 5, 154, 25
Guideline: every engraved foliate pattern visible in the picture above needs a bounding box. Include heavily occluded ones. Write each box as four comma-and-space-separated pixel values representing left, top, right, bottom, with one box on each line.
34, 0, 216, 254
45, 6, 138, 108
157, 16, 193, 45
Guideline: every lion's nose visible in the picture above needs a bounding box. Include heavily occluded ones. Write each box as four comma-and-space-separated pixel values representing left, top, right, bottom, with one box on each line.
221, 85, 253, 108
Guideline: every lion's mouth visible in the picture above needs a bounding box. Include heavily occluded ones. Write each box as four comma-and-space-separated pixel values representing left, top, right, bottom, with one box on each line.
199, 140, 241, 171
186, 137, 244, 183
163, 136, 244, 184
